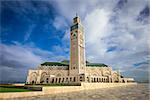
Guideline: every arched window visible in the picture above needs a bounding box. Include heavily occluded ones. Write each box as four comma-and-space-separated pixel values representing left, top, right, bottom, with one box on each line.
80, 76, 82, 81
59, 78, 61, 83
30, 72, 38, 84
52, 78, 54, 83
62, 78, 64, 82
66, 78, 68, 82
46, 78, 49, 83
91, 78, 93, 82
40, 72, 48, 83
87, 77, 89, 82
56, 78, 58, 83
32, 81, 35, 84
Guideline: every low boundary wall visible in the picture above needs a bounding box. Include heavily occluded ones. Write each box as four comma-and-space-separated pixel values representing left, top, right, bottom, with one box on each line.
0, 83, 137, 99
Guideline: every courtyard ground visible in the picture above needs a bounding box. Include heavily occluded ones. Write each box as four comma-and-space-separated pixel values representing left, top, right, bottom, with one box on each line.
11, 83, 150, 100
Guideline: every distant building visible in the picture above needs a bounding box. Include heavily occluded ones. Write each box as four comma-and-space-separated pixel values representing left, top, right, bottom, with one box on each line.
26, 15, 135, 84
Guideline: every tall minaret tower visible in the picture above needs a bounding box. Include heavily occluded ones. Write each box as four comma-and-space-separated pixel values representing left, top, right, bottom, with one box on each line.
69, 15, 86, 75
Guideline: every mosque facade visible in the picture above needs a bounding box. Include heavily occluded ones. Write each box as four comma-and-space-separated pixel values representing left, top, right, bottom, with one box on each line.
26, 16, 135, 84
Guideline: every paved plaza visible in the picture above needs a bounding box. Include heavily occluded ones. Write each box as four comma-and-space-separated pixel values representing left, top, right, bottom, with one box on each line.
13, 84, 149, 100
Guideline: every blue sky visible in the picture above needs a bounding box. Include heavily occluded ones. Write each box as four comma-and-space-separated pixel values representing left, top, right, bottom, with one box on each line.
0, 0, 149, 83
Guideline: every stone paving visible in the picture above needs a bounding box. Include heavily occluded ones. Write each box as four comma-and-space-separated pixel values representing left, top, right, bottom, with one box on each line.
13, 84, 149, 100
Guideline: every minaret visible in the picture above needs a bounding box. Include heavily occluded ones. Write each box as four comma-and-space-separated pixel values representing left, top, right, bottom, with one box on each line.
69, 15, 86, 75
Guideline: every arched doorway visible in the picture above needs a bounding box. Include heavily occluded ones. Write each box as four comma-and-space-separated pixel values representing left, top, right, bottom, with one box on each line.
30, 72, 38, 84
40, 72, 48, 84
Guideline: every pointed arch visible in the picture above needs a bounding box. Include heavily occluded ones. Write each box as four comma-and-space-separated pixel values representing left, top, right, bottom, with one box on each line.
30, 72, 38, 84
40, 72, 48, 83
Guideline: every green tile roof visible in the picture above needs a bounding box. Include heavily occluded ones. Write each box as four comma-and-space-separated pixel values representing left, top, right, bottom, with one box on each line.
41, 61, 108, 67
86, 63, 108, 67
41, 62, 69, 66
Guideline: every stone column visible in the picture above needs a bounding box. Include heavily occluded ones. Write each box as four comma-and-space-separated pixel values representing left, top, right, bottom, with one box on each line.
108, 76, 111, 83
36, 70, 42, 84
26, 70, 30, 84
111, 77, 114, 83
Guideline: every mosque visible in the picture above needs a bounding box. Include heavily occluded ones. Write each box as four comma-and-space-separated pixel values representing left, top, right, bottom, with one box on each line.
26, 15, 135, 84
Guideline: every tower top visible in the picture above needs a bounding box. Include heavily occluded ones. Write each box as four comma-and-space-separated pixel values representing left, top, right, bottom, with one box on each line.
73, 14, 80, 24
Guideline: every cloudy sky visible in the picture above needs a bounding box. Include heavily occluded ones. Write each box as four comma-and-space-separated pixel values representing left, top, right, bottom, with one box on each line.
0, 0, 149, 83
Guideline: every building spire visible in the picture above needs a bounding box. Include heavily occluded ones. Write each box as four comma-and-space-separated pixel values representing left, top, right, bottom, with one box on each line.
73, 13, 80, 24
76, 13, 78, 17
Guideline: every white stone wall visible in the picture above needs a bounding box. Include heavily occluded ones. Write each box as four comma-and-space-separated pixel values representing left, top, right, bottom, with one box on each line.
26, 69, 69, 84
26, 65, 132, 84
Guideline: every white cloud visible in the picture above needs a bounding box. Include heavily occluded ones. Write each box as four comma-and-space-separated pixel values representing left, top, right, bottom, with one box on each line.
83, 9, 111, 44
0, 43, 67, 82
53, 16, 68, 30
0, 43, 43, 68
51, 0, 117, 21
83, 8, 111, 58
